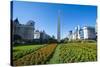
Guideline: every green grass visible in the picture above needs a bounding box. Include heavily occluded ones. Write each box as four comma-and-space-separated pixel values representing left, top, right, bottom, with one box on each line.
48, 42, 97, 64
13, 44, 45, 61
12, 42, 97, 65
59, 43, 97, 63
13, 44, 57, 66
48, 44, 61, 64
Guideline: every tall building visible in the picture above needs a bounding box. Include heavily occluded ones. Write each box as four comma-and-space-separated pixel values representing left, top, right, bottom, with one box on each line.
70, 26, 80, 40
68, 26, 96, 40
68, 30, 73, 41
12, 18, 35, 42
83, 26, 96, 40
34, 30, 51, 43
34, 30, 50, 40
34, 30, 40, 39
57, 10, 61, 42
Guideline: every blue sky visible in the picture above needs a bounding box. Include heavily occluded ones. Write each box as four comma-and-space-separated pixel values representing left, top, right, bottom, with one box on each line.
12, 1, 97, 39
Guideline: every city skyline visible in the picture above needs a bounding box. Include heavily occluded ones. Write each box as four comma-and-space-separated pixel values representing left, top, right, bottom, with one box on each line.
12, 1, 97, 39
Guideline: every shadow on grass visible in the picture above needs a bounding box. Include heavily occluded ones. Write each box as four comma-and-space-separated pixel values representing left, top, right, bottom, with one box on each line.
13, 49, 20, 52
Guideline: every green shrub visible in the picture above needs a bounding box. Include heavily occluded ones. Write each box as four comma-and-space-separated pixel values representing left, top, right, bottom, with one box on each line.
81, 40, 96, 43
68, 40, 82, 43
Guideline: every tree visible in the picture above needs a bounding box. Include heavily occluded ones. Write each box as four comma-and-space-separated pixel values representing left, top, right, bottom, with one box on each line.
14, 34, 22, 41
52, 35, 55, 39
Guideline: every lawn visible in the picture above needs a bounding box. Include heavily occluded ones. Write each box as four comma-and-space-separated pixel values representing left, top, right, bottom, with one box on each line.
48, 43, 97, 64
13, 44, 57, 66
13, 44, 45, 61
58, 43, 97, 63
12, 42, 97, 66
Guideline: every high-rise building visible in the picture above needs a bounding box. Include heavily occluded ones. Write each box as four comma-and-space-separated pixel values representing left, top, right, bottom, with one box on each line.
83, 26, 96, 40
68, 26, 96, 40
68, 30, 73, 41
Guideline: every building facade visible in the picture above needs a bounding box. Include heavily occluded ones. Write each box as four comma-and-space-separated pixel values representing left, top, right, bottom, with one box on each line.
12, 18, 35, 42
83, 26, 96, 40
68, 26, 96, 40
12, 18, 51, 44
34, 30, 51, 40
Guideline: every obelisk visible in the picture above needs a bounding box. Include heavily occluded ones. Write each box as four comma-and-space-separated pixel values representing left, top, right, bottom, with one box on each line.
57, 10, 61, 42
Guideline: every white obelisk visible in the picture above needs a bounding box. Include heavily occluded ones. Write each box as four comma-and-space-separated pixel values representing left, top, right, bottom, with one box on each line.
57, 10, 61, 42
